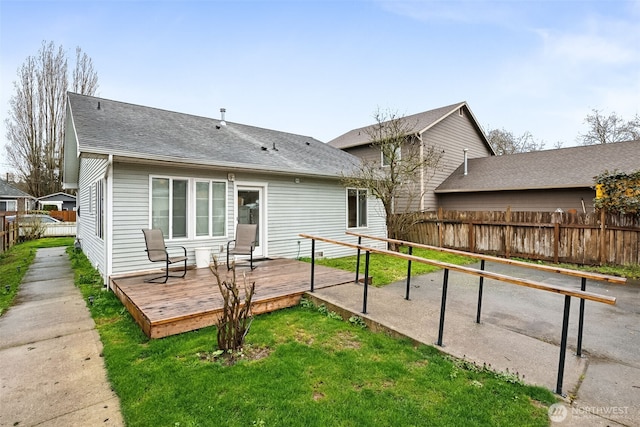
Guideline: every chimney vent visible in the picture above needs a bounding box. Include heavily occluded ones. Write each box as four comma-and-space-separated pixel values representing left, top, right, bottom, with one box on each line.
219, 108, 227, 126
463, 149, 468, 176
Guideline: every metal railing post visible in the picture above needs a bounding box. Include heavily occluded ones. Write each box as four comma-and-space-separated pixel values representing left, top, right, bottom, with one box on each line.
436, 268, 450, 346
355, 236, 362, 284
310, 239, 315, 292
576, 277, 587, 357
556, 295, 571, 396
405, 246, 413, 300
362, 251, 370, 314
476, 259, 485, 323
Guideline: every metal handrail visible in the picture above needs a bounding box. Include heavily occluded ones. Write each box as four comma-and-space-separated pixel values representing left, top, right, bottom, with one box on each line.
299, 233, 616, 396
346, 231, 625, 357
345, 231, 626, 284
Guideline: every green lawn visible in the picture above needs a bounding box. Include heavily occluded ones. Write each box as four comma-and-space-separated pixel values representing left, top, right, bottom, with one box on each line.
303, 247, 478, 286
0, 237, 74, 316
67, 248, 556, 427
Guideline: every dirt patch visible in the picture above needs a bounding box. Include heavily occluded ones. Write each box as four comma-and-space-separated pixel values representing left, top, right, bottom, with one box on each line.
295, 329, 315, 346
198, 345, 272, 366
325, 330, 361, 351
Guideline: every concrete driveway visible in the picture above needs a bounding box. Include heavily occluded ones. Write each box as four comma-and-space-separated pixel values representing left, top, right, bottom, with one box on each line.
312, 261, 640, 426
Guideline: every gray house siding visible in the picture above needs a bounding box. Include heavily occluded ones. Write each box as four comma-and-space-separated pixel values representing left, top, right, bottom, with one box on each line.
264, 174, 386, 259
421, 107, 492, 210
340, 106, 491, 213
437, 188, 596, 212
77, 156, 109, 276
38, 193, 77, 211
111, 162, 232, 275
108, 162, 386, 277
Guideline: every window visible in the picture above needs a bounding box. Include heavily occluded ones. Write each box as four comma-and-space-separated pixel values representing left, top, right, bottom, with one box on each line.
151, 176, 226, 239
0, 200, 17, 211
381, 145, 401, 167
195, 180, 226, 237
151, 177, 188, 239
95, 179, 104, 239
347, 188, 367, 228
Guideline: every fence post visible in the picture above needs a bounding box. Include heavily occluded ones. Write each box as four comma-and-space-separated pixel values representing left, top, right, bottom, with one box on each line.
553, 222, 560, 263
505, 207, 511, 258
362, 251, 370, 314
436, 268, 450, 346
405, 246, 413, 300
556, 295, 571, 396
438, 207, 443, 247
599, 209, 606, 266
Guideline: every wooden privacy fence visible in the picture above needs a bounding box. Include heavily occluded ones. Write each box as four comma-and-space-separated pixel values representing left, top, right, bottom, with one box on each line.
49, 210, 76, 222
400, 208, 640, 266
0, 215, 19, 254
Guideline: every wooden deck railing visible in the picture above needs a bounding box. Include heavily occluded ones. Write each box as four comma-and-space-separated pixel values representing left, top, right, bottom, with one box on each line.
299, 232, 616, 396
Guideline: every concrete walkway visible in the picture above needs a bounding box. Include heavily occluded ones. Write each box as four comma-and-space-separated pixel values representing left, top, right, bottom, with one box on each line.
310, 262, 639, 427
0, 247, 123, 427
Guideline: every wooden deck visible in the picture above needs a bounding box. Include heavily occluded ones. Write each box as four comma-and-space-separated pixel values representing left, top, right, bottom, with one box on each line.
110, 258, 354, 339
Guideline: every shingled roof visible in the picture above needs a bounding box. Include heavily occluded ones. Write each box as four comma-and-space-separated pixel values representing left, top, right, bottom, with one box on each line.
435, 140, 640, 193
0, 179, 31, 198
328, 101, 491, 151
66, 93, 358, 178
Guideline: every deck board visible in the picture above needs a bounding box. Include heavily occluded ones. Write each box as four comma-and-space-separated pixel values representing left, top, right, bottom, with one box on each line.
110, 258, 354, 338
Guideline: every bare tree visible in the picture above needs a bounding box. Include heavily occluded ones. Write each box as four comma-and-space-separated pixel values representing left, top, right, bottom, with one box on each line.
210, 258, 255, 358
341, 108, 443, 249
4, 41, 98, 197
486, 127, 545, 155
72, 47, 99, 94
578, 109, 640, 145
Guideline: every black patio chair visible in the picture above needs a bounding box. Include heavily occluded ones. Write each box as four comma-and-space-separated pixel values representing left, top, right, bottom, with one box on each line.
227, 223, 258, 270
142, 228, 188, 283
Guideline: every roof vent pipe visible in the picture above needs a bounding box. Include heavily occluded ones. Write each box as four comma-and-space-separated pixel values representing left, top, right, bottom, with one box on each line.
463, 149, 468, 176
220, 108, 227, 126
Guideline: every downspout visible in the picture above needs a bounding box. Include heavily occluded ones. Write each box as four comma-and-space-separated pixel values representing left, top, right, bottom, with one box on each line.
417, 133, 425, 211
105, 154, 113, 288
463, 149, 468, 176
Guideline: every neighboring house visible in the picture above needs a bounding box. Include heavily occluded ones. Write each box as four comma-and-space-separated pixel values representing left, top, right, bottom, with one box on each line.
435, 140, 640, 212
328, 102, 494, 212
37, 192, 77, 211
0, 179, 34, 212
63, 93, 387, 284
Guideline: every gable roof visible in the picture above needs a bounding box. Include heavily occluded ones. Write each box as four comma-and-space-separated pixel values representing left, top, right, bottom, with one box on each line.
327, 102, 493, 153
0, 179, 32, 199
65, 93, 358, 179
435, 140, 640, 193
38, 192, 76, 202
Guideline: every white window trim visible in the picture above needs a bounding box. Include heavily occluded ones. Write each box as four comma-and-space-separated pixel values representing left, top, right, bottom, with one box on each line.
149, 175, 189, 241
95, 178, 104, 240
346, 188, 368, 229
381, 145, 401, 167
0, 199, 17, 211
150, 175, 229, 241
193, 179, 228, 240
